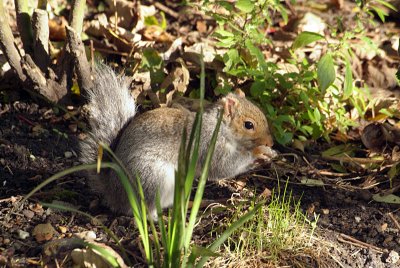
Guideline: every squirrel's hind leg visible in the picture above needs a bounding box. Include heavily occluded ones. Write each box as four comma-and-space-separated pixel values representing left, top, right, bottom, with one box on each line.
145, 161, 176, 220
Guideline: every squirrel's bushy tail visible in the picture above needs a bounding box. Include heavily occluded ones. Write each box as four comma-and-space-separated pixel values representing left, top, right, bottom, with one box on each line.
80, 64, 136, 164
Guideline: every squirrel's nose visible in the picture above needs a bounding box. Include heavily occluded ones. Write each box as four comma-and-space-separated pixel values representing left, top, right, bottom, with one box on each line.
259, 135, 274, 147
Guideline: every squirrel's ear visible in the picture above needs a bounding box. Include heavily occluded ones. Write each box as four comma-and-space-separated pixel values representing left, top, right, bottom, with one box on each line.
234, 88, 245, 98
221, 95, 238, 119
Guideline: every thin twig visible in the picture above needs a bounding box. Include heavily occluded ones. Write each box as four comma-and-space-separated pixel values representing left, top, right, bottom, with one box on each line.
316, 170, 350, 177
322, 155, 386, 165
338, 233, 384, 253
387, 212, 400, 231
151, 1, 179, 19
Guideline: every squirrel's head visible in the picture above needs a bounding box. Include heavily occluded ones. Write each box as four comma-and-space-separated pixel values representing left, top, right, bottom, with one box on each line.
220, 89, 273, 149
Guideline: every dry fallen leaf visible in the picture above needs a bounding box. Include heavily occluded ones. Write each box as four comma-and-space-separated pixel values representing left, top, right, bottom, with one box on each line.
71, 241, 127, 268
361, 122, 400, 151
105, 0, 140, 29
31, 124, 46, 136
32, 223, 57, 242
141, 25, 174, 43
331, 0, 344, 9
260, 187, 272, 199
292, 139, 305, 152
49, 18, 67, 41
235, 179, 247, 191
196, 20, 207, 33
58, 226, 68, 234
159, 59, 190, 106
306, 203, 316, 215
367, 63, 398, 89
361, 123, 387, 150
295, 12, 326, 35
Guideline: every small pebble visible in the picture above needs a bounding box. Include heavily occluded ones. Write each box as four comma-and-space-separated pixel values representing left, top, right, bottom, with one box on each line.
45, 208, 52, 215
64, 151, 73, 158
58, 226, 68, 234
17, 230, 30, 240
321, 209, 329, 215
68, 124, 78, 133
0, 255, 7, 265
22, 209, 34, 219
75, 230, 96, 241
384, 235, 394, 244
385, 250, 399, 264
381, 223, 388, 232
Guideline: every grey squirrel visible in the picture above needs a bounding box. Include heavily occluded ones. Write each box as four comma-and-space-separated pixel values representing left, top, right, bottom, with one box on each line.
80, 65, 277, 219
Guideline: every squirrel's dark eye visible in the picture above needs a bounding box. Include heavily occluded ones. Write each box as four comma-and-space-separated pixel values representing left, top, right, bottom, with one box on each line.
244, 121, 254, 130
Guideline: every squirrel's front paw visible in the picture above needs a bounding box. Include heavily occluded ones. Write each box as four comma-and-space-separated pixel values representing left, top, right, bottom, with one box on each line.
253, 145, 277, 161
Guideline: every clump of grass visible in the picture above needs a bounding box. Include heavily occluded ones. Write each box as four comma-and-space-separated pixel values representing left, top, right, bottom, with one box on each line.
208, 181, 320, 267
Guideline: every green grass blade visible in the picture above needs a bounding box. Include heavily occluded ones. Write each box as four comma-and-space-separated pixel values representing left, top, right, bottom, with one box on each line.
184, 112, 201, 205
149, 217, 161, 268
100, 145, 152, 264
195, 202, 264, 267
184, 111, 223, 250
155, 191, 168, 266
86, 242, 121, 268
21, 163, 99, 204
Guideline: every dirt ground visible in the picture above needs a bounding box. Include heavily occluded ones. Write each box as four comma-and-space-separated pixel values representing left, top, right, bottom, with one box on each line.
0, 100, 399, 267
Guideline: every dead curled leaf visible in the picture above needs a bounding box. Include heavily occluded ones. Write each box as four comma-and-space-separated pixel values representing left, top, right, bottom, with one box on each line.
141, 25, 174, 43
49, 18, 67, 41
367, 86, 400, 119
32, 223, 57, 242
361, 123, 388, 150
71, 241, 127, 268
295, 12, 326, 35
361, 122, 400, 151
373, 193, 400, 204
159, 59, 190, 106
104, 0, 140, 29
366, 63, 398, 89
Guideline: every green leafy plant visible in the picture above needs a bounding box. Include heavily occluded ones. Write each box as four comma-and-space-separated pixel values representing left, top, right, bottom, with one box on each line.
144, 11, 167, 30
199, 0, 389, 144
354, 0, 396, 25
141, 47, 165, 86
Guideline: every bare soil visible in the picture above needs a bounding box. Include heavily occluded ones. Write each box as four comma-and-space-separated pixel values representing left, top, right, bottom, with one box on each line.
0, 101, 399, 267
